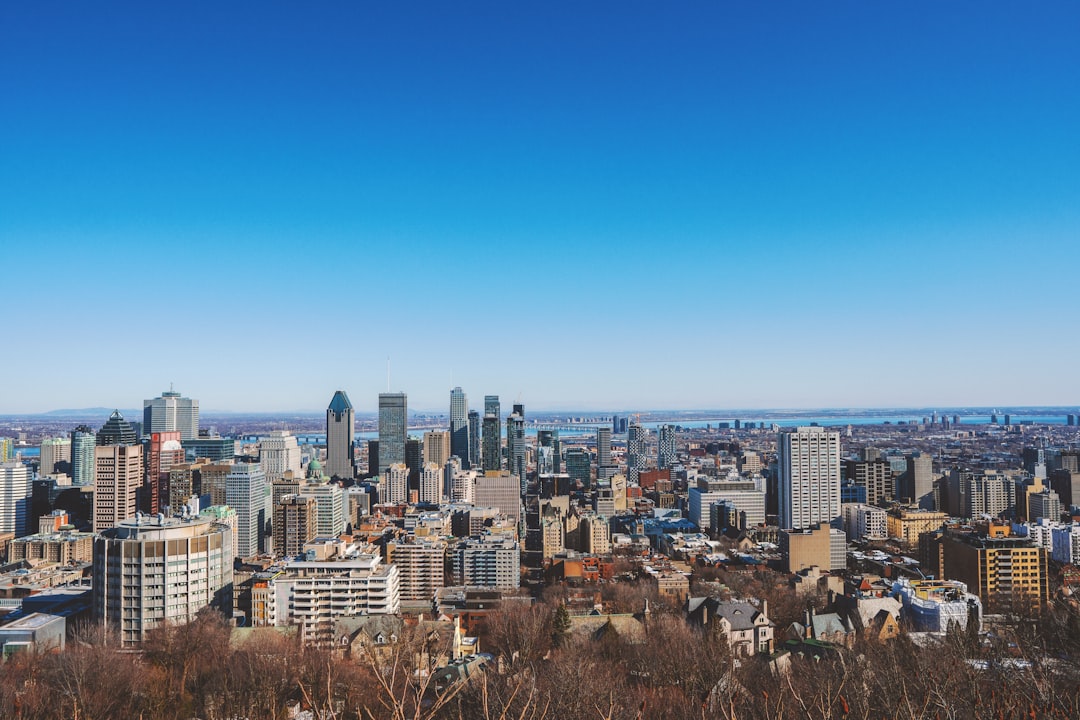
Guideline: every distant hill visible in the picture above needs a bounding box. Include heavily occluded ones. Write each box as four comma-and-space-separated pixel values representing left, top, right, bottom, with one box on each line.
41, 408, 140, 417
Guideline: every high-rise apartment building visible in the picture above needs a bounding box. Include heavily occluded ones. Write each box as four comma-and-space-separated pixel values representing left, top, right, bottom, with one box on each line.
93, 514, 233, 646
596, 426, 612, 470
226, 462, 268, 557
901, 452, 936, 508
468, 410, 481, 472
385, 463, 409, 505
778, 426, 841, 531
70, 426, 96, 487
143, 389, 199, 441
450, 387, 470, 468
474, 472, 521, 524
274, 494, 317, 557
423, 430, 451, 469
325, 391, 355, 480
388, 538, 446, 602
420, 463, 443, 504
147, 431, 185, 514
844, 459, 894, 507
305, 481, 346, 538
38, 438, 71, 478
0, 462, 31, 538
378, 393, 407, 474
260, 431, 302, 482
627, 423, 645, 485
93, 444, 144, 533
506, 413, 526, 495
482, 413, 501, 472
453, 536, 520, 589
658, 425, 676, 470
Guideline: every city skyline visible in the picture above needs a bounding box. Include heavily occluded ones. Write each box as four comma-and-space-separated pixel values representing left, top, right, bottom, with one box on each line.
4, 3, 1080, 413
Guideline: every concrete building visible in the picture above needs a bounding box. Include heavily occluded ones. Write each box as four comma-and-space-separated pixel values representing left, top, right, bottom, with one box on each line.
93, 444, 143, 533
579, 513, 611, 555
143, 389, 199, 440
199, 463, 233, 507
38, 438, 71, 478
933, 527, 1049, 613
688, 477, 765, 530
781, 523, 846, 572
326, 391, 355, 480
423, 430, 451, 469
226, 462, 268, 557
845, 459, 894, 507
260, 431, 303, 482
947, 470, 1015, 520
886, 508, 948, 546
251, 554, 400, 647
0, 462, 31, 538
901, 452, 935, 507
274, 494, 316, 557
93, 514, 234, 646
473, 471, 521, 524
306, 481, 346, 538
453, 536, 520, 589
778, 427, 841, 531
388, 538, 446, 603
147, 431, 184, 515
420, 463, 443, 504
842, 504, 888, 542
384, 463, 409, 505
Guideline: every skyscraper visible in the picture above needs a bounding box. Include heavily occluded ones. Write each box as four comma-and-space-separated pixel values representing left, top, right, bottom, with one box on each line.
70, 425, 96, 487
97, 411, 137, 446
260, 430, 303, 482
147, 431, 184, 514
0, 462, 31, 538
627, 423, 645, 485
596, 426, 612, 477
226, 462, 268, 557
507, 412, 526, 495
378, 393, 407, 474
778, 426, 841, 531
423, 430, 450, 469
450, 387, 470, 468
93, 444, 143, 533
143, 389, 199, 440
39, 437, 71, 478
325, 391, 355, 480
658, 425, 676, 470
468, 410, 481, 472
482, 396, 502, 473
385, 463, 409, 505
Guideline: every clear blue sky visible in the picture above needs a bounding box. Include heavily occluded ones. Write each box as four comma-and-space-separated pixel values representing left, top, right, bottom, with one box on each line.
3, 2, 1078, 414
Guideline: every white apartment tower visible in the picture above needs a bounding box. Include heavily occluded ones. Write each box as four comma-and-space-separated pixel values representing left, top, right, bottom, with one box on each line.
778, 426, 841, 531
226, 462, 268, 557
0, 462, 32, 538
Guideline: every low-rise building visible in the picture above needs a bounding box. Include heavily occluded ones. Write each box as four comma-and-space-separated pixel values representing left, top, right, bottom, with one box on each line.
685, 597, 774, 656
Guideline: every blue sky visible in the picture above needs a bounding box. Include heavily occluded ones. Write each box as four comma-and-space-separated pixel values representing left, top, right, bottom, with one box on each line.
3, 2, 1078, 413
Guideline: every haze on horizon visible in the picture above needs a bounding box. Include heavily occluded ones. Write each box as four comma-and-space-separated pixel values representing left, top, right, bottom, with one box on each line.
3, 2, 1078, 415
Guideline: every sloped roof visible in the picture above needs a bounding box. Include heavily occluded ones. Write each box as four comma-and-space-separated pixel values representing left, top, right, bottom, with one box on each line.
328, 390, 353, 414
